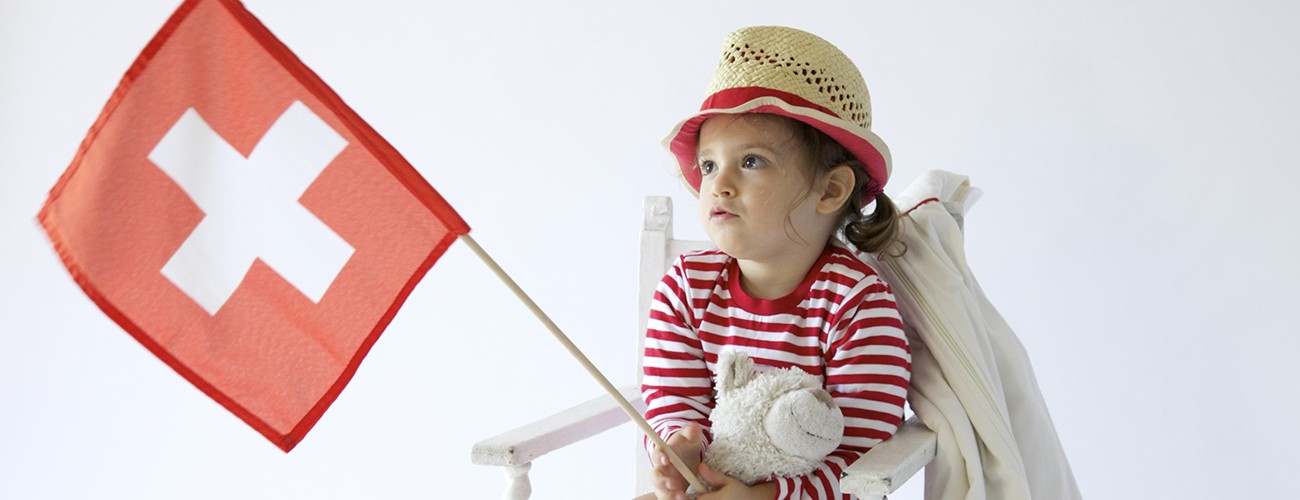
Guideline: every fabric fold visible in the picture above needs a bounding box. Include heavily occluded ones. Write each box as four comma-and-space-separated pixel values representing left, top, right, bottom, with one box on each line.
865, 170, 1082, 500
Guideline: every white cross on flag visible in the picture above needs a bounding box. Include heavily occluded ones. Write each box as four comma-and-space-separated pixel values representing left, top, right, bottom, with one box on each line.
38, 0, 469, 451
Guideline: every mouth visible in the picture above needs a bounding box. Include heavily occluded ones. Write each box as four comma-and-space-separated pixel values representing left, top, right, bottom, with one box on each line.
709, 207, 736, 220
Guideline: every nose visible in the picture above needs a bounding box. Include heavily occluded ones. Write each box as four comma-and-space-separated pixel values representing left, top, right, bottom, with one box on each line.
709, 166, 736, 198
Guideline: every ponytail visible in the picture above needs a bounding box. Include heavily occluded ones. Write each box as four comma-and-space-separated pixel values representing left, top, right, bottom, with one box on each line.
843, 191, 900, 255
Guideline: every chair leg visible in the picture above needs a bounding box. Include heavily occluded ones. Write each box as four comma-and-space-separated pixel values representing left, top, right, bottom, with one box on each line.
501, 462, 532, 500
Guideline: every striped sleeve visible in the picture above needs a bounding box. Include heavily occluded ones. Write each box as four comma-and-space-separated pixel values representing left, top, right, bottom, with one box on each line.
774, 272, 911, 500
641, 255, 715, 454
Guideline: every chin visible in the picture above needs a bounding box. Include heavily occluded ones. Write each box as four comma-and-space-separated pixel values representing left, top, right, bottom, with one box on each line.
713, 241, 756, 260
707, 237, 740, 257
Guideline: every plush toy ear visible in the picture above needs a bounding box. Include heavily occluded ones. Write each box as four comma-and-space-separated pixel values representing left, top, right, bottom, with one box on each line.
714, 349, 755, 393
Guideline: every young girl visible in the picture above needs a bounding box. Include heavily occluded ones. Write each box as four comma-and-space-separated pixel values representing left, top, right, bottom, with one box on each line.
642, 26, 912, 500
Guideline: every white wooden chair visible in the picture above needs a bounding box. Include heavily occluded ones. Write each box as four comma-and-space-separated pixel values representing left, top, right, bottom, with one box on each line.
471, 196, 937, 499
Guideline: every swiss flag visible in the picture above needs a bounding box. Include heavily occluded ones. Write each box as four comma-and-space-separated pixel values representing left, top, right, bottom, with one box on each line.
38, 0, 469, 451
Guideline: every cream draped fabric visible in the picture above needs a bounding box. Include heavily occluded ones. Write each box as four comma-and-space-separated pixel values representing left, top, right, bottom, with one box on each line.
866, 171, 1083, 500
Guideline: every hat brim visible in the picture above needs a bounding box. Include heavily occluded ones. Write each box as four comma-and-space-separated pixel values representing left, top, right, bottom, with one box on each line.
662, 87, 891, 203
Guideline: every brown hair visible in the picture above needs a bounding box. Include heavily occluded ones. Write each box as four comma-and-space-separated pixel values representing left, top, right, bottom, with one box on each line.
792, 120, 901, 255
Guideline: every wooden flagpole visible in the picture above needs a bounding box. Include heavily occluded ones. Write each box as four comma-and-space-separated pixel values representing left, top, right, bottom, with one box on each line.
459, 234, 710, 494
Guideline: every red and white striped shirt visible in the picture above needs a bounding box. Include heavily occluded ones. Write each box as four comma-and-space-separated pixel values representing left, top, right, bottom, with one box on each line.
642, 240, 911, 500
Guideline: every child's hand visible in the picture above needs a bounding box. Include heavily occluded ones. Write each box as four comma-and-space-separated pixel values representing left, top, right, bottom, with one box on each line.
652, 422, 704, 500
696, 462, 777, 500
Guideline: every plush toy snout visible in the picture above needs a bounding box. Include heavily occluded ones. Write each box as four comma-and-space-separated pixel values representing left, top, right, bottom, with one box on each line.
765, 387, 844, 460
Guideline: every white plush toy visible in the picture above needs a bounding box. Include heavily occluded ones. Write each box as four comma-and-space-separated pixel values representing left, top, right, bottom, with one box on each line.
704, 349, 845, 485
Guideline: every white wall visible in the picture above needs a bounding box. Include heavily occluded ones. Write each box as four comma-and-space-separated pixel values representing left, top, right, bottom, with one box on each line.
3, 1, 1298, 498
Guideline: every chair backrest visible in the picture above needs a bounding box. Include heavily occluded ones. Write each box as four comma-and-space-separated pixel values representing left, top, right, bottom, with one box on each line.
634, 196, 710, 496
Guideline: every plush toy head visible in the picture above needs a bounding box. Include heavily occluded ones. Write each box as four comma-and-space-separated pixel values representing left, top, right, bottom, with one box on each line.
705, 349, 845, 485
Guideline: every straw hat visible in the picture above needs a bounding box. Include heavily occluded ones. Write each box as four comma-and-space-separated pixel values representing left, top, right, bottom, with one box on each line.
663, 26, 891, 203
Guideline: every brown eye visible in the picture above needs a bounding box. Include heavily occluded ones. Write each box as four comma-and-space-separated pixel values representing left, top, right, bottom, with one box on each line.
742, 155, 766, 169
699, 160, 717, 175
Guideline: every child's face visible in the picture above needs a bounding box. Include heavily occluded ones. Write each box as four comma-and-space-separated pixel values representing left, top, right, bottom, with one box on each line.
696, 114, 829, 262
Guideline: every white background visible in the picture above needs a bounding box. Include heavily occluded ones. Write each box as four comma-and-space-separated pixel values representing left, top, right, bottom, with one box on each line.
3, 1, 1299, 498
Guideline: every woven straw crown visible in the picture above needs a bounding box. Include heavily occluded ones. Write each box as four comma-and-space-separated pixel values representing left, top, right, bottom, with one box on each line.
664, 26, 891, 202
708, 26, 873, 130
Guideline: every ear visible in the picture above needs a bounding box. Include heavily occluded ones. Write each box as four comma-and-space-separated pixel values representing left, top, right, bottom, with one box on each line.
715, 349, 755, 393
816, 164, 855, 215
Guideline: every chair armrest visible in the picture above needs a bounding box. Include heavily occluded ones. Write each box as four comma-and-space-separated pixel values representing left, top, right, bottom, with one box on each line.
471, 384, 644, 467
840, 415, 937, 496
